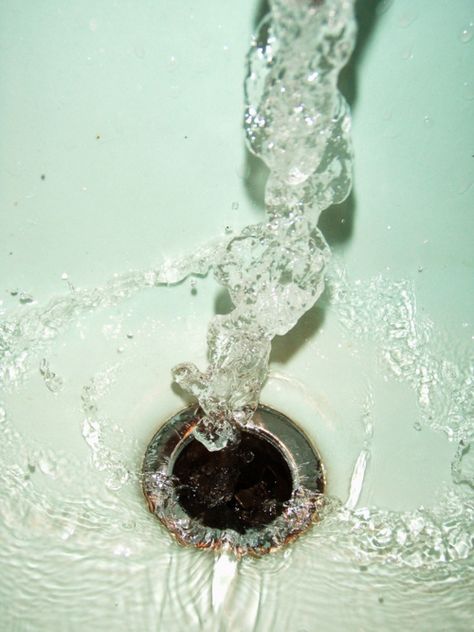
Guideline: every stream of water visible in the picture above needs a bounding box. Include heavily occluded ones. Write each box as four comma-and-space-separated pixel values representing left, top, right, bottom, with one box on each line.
0, 1, 473, 630
173, 0, 357, 451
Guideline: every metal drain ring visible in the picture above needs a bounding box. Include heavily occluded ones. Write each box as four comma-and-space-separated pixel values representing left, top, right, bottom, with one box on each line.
142, 404, 326, 555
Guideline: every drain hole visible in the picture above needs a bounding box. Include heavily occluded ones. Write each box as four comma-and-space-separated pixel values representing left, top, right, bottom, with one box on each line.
142, 405, 326, 554
172, 431, 293, 534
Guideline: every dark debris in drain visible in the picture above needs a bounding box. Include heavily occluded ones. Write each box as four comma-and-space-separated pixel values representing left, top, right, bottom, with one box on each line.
173, 431, 293, 534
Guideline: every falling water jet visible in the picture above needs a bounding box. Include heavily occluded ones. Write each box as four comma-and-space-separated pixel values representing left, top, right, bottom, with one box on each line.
172, 0, 358, 452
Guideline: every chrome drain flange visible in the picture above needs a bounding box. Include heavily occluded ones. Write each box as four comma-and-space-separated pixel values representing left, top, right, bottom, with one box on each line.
142, 405, 325, 555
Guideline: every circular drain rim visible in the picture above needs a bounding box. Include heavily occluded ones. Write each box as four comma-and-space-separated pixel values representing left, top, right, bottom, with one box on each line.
142, 404, 326, 555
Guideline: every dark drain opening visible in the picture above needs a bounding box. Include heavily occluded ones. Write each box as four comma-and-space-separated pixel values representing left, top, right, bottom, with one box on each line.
172, 431, 293, 534
142, 405, 326, 554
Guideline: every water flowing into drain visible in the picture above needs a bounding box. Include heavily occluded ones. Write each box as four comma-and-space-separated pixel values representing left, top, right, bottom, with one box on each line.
173, 0, 357, 451
142, 406, 325, 554
1, 3, 473, 627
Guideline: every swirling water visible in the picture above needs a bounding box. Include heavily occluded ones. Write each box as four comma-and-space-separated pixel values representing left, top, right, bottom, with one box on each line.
1, 1, 473, 630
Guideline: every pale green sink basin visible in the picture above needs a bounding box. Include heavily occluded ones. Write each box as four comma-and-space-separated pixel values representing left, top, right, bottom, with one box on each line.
1, 1, 473, 630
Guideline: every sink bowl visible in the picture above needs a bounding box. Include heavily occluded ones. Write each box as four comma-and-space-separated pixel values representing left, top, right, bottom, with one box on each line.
1, 1, 473, 630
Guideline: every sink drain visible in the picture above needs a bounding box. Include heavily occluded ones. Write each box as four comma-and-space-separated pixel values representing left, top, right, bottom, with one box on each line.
142, 405, 325, 555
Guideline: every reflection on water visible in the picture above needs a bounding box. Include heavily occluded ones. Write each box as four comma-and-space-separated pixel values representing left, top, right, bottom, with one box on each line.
1, 258, 473, 630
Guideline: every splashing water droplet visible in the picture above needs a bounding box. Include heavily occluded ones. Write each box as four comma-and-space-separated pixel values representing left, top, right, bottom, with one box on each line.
459, 22, 473, 43
39, 358, 64, 393
423, 115, 433, 128
105, 465, 129, 491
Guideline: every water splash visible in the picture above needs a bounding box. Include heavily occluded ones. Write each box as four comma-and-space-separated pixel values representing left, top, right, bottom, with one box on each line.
0, 3, 473, 629
39, 358, 64, 393
173, 0, 357, 450
0, 240, 220, 390
327, 264, 474, 445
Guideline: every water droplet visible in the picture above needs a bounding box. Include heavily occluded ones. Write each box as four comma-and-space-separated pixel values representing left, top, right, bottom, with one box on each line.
459, 22, 473, 43
105, 466, 129, 491
9, 289, 18, 296
461, 80, 474, 101
399, 11, 417, 28
39, 358, 64, 392
423, 115, 433, 128
38, 456, 58, 478
413, 420, 422, 431
19, 292, 34, 304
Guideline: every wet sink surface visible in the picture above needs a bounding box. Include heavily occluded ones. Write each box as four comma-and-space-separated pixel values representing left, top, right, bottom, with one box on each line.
1, 1, 473, 630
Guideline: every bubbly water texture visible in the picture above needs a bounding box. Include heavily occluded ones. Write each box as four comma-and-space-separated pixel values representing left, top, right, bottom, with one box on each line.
1, 1, 474, 630
1, 265, 473, 629
172, 0, 356, 449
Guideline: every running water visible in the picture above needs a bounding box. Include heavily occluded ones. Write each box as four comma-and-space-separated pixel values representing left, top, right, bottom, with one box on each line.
1, 2, 473, 628
173, 0, 357, 450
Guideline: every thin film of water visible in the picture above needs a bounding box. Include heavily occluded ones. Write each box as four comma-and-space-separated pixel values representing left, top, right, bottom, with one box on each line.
0, 1, 473, 630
